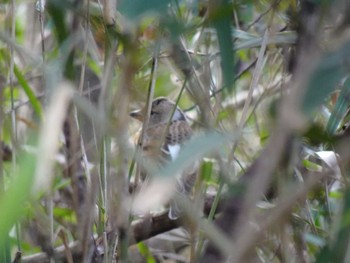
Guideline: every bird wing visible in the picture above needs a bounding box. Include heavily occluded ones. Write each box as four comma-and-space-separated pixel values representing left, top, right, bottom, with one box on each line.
165, 120, 192, 145
141, 120, 192, 162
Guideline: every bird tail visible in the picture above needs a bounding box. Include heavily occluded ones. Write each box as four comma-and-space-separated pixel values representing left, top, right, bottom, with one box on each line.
168, 171, 197, 220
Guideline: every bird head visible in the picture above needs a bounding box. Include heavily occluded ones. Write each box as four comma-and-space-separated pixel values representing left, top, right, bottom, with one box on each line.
130, 97, 186, 126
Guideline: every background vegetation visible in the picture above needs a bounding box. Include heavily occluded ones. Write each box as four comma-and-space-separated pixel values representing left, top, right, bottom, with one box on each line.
1, 0, 350, 262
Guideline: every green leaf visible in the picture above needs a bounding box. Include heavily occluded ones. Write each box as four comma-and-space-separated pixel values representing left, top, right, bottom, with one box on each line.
210, 0, 235, 92
303, 123, 335, 145
0, 237, 10, 263
302, 159, 321, 171
119, 0, 172, 19
137, 242, 157, 263
46, 0, 76, 79
13, 65, 43, 118
200, 160, 214, 182
53, 207, 74, 218
46, 0, 70, 44
302, 41, 350, 115
315, 188, 350, 263
0, 152, 36, 249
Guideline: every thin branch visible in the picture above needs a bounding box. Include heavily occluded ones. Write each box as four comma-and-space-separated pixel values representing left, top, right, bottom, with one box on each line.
246, 0, 282, 30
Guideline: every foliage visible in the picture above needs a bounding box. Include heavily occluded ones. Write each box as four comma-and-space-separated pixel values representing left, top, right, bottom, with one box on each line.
1, 0, 350, 262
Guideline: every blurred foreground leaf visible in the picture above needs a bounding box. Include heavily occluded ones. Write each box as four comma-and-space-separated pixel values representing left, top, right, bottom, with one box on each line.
0, 152, 36, 248
157, 132, 234, 179
119, 0, 172, 19
302, 41, 350, 115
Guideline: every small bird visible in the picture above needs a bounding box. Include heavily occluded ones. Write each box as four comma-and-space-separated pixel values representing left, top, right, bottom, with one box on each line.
130, 97, 197, 219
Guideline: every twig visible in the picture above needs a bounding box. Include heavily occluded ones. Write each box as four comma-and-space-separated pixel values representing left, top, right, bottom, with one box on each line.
246, 0, 282, 30
134, 40, 160, 185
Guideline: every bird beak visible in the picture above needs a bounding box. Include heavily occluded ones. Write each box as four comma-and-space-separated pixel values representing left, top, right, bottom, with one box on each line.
129, 109, 144, 121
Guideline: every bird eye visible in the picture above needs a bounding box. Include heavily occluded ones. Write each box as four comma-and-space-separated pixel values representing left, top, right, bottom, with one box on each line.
153, 99, 164, 106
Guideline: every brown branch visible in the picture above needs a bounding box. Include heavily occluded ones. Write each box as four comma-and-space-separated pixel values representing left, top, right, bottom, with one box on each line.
22, 194, 222, 263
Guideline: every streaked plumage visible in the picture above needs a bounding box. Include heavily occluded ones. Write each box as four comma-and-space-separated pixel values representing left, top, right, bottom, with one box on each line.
130, 97, 197, 219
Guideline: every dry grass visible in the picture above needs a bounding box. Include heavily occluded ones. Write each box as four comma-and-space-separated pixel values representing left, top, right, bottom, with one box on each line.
1, 0, 350, 262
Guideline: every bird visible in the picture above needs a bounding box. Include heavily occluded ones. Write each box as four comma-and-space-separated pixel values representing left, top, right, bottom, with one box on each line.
130, 97, 197, 219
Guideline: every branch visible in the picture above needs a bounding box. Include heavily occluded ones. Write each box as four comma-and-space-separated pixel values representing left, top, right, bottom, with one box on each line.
22, 194, 222, 263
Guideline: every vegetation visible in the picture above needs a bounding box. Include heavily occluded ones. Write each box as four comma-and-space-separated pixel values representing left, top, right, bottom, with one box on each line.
1, 0, 350, 262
